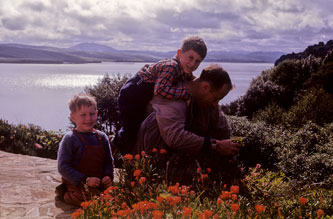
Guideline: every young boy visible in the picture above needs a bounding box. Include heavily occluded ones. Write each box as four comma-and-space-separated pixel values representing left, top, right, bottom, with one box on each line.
57, 93, 114, 206
113, 36, 207, 155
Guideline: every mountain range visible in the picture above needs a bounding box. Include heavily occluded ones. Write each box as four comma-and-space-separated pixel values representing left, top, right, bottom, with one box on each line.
0, 43, 284, 64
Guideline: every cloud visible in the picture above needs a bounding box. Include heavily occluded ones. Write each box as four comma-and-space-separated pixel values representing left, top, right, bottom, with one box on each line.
0, 0, 332, 52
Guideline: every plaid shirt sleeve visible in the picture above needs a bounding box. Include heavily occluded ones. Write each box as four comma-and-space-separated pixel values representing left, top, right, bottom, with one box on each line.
154, 64, 191, 100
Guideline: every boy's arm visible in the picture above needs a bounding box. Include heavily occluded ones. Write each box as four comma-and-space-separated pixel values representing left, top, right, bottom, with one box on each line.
57, 134, 86, 186
101, 132, 114, 180
154, 65, 192, 100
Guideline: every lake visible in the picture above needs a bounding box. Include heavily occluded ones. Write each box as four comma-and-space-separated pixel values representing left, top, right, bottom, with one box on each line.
0, 62, 273, 131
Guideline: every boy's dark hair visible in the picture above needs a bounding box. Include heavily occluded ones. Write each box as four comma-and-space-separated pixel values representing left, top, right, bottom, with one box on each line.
181, 36, 207, 59
69, 93, 97, 113
199, 64, 232, 92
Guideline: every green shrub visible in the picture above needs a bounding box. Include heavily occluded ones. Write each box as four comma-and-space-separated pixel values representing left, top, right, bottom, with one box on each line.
222, 69, 283, 118
223, 54, 330, 129
0, 119, 62, 159
85, 74, 130, 136
227, 116, 333, 185
252, 101, 286, 125
282, 88, 333, 127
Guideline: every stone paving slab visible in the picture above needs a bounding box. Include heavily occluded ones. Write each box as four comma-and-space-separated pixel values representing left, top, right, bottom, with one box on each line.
0, 150, 77, 219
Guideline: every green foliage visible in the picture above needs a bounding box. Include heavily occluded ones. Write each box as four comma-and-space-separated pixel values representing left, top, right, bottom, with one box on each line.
223, 49, 333, 129
222, 69, 283, 118
227, 116, 333, 185
85, 74, 130, 136
282, 88, 333, 127
0, 119, 62, 159
253, 87, 333, 127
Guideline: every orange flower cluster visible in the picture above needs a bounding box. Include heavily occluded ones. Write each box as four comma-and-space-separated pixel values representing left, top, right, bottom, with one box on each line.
72, 209, 83, 218
300, 197, 307, 205
152, 210, 163, 219
198, 210, 213, 219
104, 186, 119, 195
230, 185, 239, 194
80, 200, 91, 209
168, 183, 180, 195
133, 169, 142, 179
115, 209, 132, 217
139, 177, 146, 184
317, 209, 324, 218
132, 200, 158, 215
123, 154, 133, 161
255, 204, 265, 214
230, 203, 240, 212
182, 206, 192, 218
165, 196, 182, 206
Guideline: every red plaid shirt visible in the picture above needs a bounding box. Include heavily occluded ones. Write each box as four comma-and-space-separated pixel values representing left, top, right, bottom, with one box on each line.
138, 55, 194, 100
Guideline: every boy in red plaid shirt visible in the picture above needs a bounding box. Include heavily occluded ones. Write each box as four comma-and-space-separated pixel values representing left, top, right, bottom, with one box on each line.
113, 36, 207, 155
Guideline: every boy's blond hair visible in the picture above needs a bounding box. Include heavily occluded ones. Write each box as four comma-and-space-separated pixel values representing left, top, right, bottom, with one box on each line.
69, 93, 97, 113
181, 36, 207, 59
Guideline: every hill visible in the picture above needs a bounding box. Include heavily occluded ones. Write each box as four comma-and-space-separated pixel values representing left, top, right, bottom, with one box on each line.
275, 40, 333, 66
0, 42, 283, 64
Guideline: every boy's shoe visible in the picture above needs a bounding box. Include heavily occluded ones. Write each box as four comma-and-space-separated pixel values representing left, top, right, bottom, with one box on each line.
55, 183, 66, 201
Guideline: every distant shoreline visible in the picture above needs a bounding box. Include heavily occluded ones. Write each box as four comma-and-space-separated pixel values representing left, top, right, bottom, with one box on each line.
0, 59, 102, 64
0, 59, 274, 64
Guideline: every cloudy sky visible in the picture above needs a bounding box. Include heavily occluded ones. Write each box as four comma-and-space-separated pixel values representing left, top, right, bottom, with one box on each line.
0, 0, 332, 53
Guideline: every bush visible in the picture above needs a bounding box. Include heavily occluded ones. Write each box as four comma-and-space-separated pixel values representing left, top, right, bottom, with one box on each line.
227, 116, 333, 185
85, 74, 130, 136
282, 88, 333, 127
223, 54, 328, 128
0, 119, 62, 159
222, 69, 283, 118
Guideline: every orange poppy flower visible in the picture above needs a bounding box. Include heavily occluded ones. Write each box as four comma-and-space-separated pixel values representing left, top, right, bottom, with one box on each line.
152, 210, 163, 219
220, 191, 231, 199
230, 203, 240, 212
317, 209, 324, 218
156, 196, 164, 203
139, 177, 146, 184
230, 185, 239, 194
182, 206, 192, 217
203, 210, 213, 218
300, 197, 307, 205
255, 204, 265, 213
133, 169, 142, 178
124, 154, 133, 160
72, 209, 83, 218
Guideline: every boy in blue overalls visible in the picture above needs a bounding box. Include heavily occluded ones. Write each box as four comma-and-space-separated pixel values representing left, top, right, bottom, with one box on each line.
57, 93, 114, 206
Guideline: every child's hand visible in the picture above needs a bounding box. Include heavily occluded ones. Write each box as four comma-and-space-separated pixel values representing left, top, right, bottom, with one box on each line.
86, 177, 101, 187
102, 176, 113, 188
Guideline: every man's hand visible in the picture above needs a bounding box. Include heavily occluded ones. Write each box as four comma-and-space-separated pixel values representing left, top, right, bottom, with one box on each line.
86, 177, 101, 188
101, 176, 113, 188
215, 139, 240, 156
